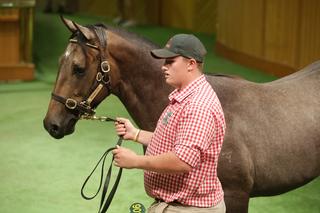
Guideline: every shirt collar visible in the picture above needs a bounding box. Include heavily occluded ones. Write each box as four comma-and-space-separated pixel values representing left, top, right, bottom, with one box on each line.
169, 75, 206, 103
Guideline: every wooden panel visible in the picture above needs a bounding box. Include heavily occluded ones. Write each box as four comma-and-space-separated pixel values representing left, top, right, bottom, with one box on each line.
0, 8, 19, 21
217, 0, 264, 57
298, 0, 320, 69
0, 16, 20, 63
130, 0, 147, 24
78, 0, 148, 25
0, 63, 34, 81
19, 7, 33, 63
160, 0, 194, 30
194, 0, 217, 34
239, 0, 264, 57
216, 0, 320, 76
57, 0, 217, 34
145, 0, 161, 24
0, 7, 34, 81
217, 0, 243, 49
78, 0, 117, 18
216, 41, 294, 77
160, 0, 217, 34
264, 0, 300, 67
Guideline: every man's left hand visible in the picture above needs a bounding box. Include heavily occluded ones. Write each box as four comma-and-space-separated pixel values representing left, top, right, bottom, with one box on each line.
112, 146, 139, 169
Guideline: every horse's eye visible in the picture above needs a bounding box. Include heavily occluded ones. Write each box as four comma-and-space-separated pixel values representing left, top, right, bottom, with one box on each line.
73, 65, 85, 76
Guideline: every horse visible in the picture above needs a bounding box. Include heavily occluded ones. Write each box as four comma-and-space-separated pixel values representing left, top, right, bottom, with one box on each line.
43, 17, 320, 213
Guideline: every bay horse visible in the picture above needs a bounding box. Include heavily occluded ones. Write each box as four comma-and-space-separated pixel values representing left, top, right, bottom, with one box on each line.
43, 17, 320, 213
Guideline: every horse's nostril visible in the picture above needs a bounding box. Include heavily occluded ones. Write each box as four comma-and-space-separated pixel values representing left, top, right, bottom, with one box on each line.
43, 117, 73, 139
48, 123, 64, 139
51, 124, 60, 133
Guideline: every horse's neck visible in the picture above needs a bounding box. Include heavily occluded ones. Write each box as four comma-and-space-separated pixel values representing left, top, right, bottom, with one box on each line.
116, 58, 171, 131
108, 31, 172, 130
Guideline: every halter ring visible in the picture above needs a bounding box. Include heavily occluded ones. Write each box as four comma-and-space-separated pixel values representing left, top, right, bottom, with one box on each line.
101, 61, 110, 73
102, 76, 111, 85
66, 98, 77, 109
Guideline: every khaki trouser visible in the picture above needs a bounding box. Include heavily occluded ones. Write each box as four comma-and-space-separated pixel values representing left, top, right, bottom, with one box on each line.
147, 200, 226, 213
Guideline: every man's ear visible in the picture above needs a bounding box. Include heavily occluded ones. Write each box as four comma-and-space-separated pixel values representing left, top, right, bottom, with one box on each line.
187, 59, 197, 71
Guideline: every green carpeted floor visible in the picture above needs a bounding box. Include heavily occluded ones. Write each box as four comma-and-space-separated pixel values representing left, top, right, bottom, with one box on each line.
0, 11, 319, 213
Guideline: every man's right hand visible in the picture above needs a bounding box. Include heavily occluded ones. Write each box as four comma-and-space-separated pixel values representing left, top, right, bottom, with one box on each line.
115, 117, 139, 141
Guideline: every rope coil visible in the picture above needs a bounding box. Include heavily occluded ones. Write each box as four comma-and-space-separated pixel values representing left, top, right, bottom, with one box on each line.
80, 115, 122, 213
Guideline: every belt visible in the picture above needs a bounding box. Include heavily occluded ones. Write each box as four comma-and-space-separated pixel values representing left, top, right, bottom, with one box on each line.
155, 198, 182, 205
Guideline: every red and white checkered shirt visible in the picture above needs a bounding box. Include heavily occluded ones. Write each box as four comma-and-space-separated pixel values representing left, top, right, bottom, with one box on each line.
144, 75, 226, 207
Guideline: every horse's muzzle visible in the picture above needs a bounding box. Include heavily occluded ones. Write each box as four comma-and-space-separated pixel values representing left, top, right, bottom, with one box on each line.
43, 117, 77, 139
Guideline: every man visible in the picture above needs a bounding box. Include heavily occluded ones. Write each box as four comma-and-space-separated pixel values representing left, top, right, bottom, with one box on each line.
113, 34, 226, 213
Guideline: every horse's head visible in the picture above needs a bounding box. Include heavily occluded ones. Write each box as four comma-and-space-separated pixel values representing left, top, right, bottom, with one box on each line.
43, 17, 118, 139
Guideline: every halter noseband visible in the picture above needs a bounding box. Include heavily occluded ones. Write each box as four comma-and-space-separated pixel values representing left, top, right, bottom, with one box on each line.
51, 27, 111, 116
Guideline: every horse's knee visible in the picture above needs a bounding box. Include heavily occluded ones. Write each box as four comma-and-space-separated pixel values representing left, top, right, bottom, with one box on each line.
224, 191, 250, 213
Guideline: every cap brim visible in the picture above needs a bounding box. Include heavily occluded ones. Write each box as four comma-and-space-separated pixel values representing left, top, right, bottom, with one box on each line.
151, 48, 179, 59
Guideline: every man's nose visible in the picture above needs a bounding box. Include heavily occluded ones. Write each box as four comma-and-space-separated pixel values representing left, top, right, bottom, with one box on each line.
161, 65, 168, 72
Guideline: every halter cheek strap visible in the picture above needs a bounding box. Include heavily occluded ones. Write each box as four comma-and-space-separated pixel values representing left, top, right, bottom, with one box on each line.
51, 93, 92, 115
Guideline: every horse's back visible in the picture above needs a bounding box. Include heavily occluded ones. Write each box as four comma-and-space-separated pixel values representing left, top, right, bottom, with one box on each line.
270, 60, 320, 83
205, 66, 320, 196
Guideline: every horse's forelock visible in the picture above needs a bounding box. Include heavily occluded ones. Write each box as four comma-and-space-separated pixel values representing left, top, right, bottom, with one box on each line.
68, 23, 106, 42
69, 31, 88, 43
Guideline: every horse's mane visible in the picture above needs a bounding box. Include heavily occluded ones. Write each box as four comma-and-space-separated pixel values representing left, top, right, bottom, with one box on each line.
206, 73, 244, 79
85, 23, 160, 50
71, 23, 248, 80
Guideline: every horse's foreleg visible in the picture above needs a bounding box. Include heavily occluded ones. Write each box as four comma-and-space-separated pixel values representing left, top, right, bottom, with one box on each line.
218, 136, 254, 213
224, 190, 250, 213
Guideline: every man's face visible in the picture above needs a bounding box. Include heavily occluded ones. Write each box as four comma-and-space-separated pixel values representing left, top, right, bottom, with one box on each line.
161, 56, 190, 90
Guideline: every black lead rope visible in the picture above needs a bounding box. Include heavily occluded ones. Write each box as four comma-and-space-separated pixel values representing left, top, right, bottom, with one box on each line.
80, 117, 123, 213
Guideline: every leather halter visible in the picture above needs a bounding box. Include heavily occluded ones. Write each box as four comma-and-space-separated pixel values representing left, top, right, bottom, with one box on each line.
51, 27, 111, 116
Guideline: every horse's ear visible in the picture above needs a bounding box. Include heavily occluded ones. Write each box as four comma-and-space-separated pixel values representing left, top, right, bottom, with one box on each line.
72, 21, 95, 41
60, 15, 77, 33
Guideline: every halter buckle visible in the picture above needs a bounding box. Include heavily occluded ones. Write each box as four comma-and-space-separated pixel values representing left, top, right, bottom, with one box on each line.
66, 98, 77, 109
96, 72, 111, 85
96, 72, 103, 82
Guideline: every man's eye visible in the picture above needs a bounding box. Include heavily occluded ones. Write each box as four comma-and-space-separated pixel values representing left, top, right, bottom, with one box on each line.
165, 59, 174, 65
73, 65, 85, 76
